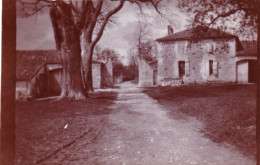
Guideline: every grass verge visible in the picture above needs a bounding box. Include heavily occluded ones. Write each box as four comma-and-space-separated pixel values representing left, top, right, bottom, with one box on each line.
143, 83, 256, 159
15, 91, 117, 164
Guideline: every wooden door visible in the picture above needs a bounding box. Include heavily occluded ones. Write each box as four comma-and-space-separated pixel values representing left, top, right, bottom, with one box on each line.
153, 70, 158, 85
178, 61, 185, 78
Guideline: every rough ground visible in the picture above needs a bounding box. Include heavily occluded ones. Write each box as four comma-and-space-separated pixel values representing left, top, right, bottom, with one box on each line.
15, 82, 256, 165
143, 83, 256, 159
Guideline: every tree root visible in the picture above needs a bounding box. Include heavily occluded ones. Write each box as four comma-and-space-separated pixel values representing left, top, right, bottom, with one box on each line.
55, 91, 87, 101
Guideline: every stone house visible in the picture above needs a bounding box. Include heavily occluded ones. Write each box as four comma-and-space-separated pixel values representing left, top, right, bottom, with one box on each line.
16, 50, 113, 99
143, 26, 257, 86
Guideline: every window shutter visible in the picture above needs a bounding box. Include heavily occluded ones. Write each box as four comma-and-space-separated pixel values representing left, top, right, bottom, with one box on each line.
185, 61, 190, 76
213, 61, 218, 77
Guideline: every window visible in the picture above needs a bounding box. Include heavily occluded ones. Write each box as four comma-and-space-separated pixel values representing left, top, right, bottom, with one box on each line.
185, 61, 190, 76
213, 61, 218, 77
209, 60, 213, 75
209, 60, 219, 77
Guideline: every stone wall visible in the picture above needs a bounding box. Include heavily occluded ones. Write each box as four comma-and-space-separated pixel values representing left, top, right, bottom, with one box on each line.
16, 81, 30, 99
106, 58, 113, 80
92, 63, 101, 89
16, 65, 46, 99
101, 59, 114, 87
138, 58, 157, 87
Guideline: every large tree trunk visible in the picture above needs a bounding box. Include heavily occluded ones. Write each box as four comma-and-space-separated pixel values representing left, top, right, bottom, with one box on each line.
80, 32, 94, 92
50, 3, 86, 99
49, 0, 125, 99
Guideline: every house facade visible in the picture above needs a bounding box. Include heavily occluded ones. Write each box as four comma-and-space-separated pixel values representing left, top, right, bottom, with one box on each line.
150, 26, 257, 86
16, 50, 113, 99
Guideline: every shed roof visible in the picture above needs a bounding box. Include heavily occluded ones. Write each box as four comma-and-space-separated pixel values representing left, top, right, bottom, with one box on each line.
156, 26, 237, 42
16, 50, 104, 81
16, 50, 60, 80
240, 41, 257, 56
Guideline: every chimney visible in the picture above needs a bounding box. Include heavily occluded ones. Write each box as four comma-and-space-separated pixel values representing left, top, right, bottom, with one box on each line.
168, 25, 174, 35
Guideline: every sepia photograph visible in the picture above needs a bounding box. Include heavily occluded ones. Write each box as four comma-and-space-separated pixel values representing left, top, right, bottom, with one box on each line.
1, 0, 259, 164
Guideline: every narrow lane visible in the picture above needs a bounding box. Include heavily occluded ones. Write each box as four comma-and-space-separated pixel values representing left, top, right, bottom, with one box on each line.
45, 81, 255, 165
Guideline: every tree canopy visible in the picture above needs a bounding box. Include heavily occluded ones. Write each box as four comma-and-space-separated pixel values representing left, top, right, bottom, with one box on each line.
178, 0, 258, 39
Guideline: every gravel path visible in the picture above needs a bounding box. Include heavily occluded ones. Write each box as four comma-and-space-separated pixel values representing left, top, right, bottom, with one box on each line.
43, 81, 256, 165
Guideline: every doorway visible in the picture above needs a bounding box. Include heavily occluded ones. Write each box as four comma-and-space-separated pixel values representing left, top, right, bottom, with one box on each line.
178, 61, 185, 78
249, 60, 257, 83
153, 70, 158, 85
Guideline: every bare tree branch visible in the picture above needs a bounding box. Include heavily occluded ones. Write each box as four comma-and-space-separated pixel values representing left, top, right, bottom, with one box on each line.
86, 0, 103, 42
92, 0, 125, 47
204, 8, 247, 27
18, 0, 51, 16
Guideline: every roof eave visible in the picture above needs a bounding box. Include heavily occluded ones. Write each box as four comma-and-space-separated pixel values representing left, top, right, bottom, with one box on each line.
156, 36, 237, 43
28, 63, 45, 80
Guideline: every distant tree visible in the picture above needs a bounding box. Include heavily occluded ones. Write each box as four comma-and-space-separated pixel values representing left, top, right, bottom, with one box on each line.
125, 47, 139, 81
127, 20, 158, 82
101, 48, 121, 64
128, 20, 157, 65
139, 40, 158, 61
128, 46, 138, 67
94, 46, 122, 64
113, 62, 124, 78
93, 46, 124, 82
18, 0, 163, 99
135, 20, 151, 55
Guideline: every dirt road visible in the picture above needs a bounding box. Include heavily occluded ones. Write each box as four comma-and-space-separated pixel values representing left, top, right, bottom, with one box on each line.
43, 81, 255, 165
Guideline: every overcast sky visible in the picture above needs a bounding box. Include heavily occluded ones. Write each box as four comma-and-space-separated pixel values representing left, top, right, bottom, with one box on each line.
16, 1, 188, 64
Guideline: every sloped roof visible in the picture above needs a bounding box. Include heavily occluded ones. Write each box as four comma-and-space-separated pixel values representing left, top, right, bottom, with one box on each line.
156, 26, 237, 42
16, 50, 104, 81
16, 50, 60, 80
240, 41, 257, 56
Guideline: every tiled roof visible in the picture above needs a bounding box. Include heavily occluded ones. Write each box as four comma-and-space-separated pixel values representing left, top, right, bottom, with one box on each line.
16, 50, 60, 80
240, 41, 257, 56
156, 26, 237, 42
16, 50, 104, 80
